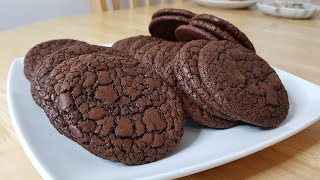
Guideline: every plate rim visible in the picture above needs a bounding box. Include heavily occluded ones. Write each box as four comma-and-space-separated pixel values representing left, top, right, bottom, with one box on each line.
7, 58, 53, 180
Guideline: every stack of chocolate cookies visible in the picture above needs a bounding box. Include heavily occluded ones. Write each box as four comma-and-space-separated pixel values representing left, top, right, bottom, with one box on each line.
24, 8, 289, 165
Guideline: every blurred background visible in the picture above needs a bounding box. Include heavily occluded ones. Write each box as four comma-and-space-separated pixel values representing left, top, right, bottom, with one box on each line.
0, 0, 319, 31
0, 0, 176, 31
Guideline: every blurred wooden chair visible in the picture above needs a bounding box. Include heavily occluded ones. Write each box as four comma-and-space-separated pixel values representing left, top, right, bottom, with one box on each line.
90, 0, 185, 12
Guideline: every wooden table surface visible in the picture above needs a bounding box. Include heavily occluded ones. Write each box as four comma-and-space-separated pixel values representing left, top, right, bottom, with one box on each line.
1, 2, 320, 179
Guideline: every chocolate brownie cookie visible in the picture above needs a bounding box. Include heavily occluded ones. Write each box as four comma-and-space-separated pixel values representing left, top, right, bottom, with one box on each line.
134, 40, 164, 60
141, 41, 172, 68
189, 20, 238, 44
182, 95, 238, 128
128, 36, 160, 57
149, 15, 191, 41
175, 40, 234, 120
149, 8, 195, 41
199, 41, 289, 127
24, 39, 87, 81
42, 50, 128, 137
152, 8, 195, 19
31, 44, 127, 108
54, 53, 185, 164
112, 35, 144, 55
154, 42, 185, 86
175, 25, 218, 42
192, 14, 255, 52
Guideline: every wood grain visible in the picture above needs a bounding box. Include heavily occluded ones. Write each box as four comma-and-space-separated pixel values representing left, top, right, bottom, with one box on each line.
0, 1, 320, 180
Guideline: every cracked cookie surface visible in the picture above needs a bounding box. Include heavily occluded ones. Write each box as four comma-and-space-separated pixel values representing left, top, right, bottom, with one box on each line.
175, 40, 234, 120
134, 40, 164, 60
48, 53, 185, 164
154, 42, 185, 86
192, 14, 255, 52
128, 36, 160, 57
32, 44, 127, 108
199, 41, 288, 127
24, 39, 87, 81
141, 41, 172, 68
181, 95, 238, 128
112, 35, 144, 55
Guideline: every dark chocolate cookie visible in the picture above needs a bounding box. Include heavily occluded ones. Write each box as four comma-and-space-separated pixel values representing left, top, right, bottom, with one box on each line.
175, 40, 234, 120
175, 24, 218, 42
154, 42, 185, 86
149, 15, 191, 41
112, 35, 144, 55
181, 95, 238, 128
134, 40, 164, 60
42, 50, 128, 137
189, 20, 238, 44
24, 39, 87, 81
192, 14, 255, 52
128, 36, 160, 57
152, 8, 195, 19
141, 41, 172, 68
53, 53, 185, 164
42, 56, 81, 138
31, 44, 127, 108
198, 41, 288, 127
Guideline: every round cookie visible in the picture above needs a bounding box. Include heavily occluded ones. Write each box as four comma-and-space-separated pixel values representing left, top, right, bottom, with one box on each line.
154, 42, 185, 86
181, 95, 238, 128
189, 20, 238, 44
134, 40, 164, 60
128, 36, 160, 57
24, 39, 87, 81
141, 41, 172, 68
198, 41, 289, 127
31, 44, 127, 108
152, 8, 195, 19
54, 54, 185, 164
42, 50, 128, 137
192, 14, 255, 52
112, 35, 144, 55
175, 40, 234, 120
175, 25, 218, 42
149, 15, 191, 41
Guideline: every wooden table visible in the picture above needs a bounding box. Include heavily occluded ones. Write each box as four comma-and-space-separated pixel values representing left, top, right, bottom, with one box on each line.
1, 2, 320, 179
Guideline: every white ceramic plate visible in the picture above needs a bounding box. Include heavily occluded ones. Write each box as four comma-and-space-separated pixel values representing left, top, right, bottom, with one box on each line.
194, 0, 257, 9
8, 53, 320, 179
257, 2, 320, 19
